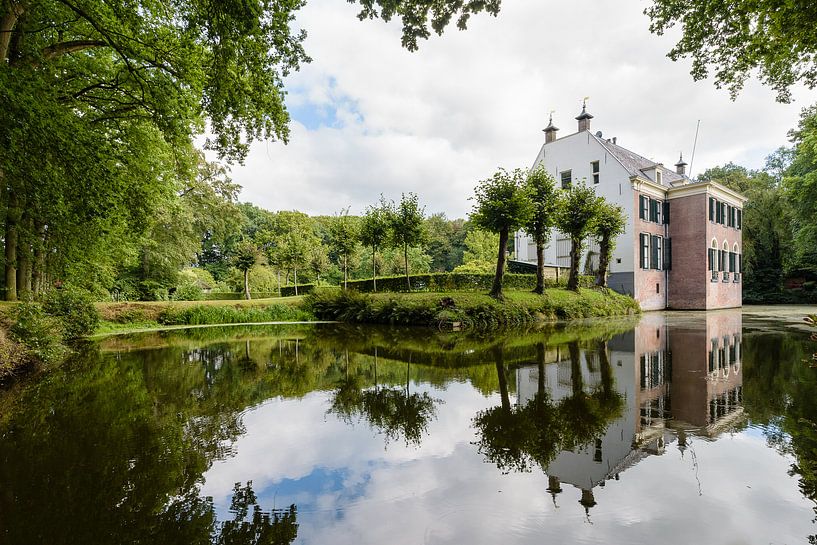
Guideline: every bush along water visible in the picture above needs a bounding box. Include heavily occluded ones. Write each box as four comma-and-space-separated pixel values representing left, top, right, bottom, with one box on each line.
5, 286, 101, 369
281, 272, 595, 296
157, 304, 313, 326
305, 287, 639, 329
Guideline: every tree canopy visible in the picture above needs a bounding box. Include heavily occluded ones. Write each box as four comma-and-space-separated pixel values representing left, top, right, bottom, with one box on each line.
645, 0, 817, 102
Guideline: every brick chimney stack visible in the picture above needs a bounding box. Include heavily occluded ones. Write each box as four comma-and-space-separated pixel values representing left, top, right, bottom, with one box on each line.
675, 153, 688, 176
575, 99, 593, 132
543, 113, 559, 144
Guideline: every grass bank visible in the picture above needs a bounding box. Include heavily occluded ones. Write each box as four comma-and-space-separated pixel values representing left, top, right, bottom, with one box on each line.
306, 288, 640, 329
95, 296, 309, 336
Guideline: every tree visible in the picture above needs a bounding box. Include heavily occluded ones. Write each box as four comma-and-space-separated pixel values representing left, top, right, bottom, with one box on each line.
555, 183, 602, 291
645, 0, 817, 102
470, 169, 533, 299
308, 245, 330, 286
233, 241, 260, 300
360, 196, 394, 292
592, 202, 627, 288
784, 105, 817, 275
389, 193, 426, 290
522, 166, 560, 294
276, 212, 318, 296
0, 0, 497, 301
329, 209, 360, 290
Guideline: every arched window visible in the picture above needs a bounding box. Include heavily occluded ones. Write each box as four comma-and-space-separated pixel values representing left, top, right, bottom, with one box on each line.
733, 243, 740, 277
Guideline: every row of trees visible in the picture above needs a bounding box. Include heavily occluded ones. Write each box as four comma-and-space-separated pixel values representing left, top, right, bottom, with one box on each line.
471, 166, 626, 299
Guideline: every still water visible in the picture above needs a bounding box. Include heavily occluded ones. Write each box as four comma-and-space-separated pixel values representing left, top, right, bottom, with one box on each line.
1, 307, 817, 544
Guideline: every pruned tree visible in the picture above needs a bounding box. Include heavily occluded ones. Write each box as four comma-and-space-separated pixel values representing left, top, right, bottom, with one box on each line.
592, 202, 627, 288
522, 166, 560, 294
470, 168, 533, 300
360, 196, 394, 292
232, 240, 261, 300
555, 183, 602, 291
329, 209, 360, 290
389, 193, 426, 290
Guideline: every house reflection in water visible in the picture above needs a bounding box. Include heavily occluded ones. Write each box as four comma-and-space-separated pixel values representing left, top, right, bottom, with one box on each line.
516, 310, 743, 514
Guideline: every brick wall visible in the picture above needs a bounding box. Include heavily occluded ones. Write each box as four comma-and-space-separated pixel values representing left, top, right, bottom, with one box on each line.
667, 193, 708, 308
633, 191, 668, 310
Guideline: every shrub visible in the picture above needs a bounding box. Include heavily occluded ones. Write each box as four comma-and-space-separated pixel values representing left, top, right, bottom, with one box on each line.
172, 282, 204, 301
10, 300, 66, 362
43, 286, 100, 340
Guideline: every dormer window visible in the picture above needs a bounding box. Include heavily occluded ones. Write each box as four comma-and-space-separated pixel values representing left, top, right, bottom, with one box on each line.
656, 170, 663, 185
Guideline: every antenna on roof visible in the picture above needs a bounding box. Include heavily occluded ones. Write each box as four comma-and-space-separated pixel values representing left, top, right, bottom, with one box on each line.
688, 119, 701, 179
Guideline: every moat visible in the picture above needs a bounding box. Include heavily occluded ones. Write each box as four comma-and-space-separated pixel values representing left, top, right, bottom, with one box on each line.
1, 306, 816, 544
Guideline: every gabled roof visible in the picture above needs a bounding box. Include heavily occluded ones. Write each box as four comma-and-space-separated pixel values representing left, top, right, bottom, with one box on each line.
590, 132, 688, 186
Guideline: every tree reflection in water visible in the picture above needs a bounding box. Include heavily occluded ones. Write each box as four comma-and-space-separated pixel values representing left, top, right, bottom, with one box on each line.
328, 349, 439, 446
473, 340, 624, 475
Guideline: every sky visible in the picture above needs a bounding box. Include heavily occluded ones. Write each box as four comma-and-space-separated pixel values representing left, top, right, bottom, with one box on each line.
217, 0, 817, 218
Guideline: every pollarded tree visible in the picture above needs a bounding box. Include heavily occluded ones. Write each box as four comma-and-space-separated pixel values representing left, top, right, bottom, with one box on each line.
555, 183, 603, 291
329, 209, 360, 290
470, 169, 534, 300
592, 202, 627, 289
522, 166, 560, 294
279, 213, 319, 296
390, 193, 426, 290
360, 196, 394, 292
309, 245, 331, 286
232, 240, 261, 300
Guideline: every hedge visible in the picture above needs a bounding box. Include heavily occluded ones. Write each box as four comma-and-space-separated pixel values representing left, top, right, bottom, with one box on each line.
202, 292, 281, 300
280, 273, 595, 296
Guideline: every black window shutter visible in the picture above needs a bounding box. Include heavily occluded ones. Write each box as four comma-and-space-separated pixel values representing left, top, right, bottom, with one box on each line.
651, 235, 659, 269
639, 234, 646, 268
708, 248, 713, 271
664, 238, 672, 270
737, 209, 742, 229
639, 196, 647, 220
649, 199, 656, 222
663, 201, 670, 224
709, 198, 715, 221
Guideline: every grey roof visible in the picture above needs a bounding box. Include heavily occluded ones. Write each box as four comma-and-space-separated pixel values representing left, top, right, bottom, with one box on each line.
591, 132, 688, 186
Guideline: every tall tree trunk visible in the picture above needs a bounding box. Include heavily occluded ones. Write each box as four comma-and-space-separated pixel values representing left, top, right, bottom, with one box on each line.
343, 254, 348, 290
490, 227, 509, 299
294, 267, 298, 296
16, 211, 32, 298
4, 190, 20, 301
568, 237, 583, 291
277, 269, 281, 297
596, 238, 610, 288
372, 244, 377, 292
598, 340, 612, 397
0, 3, 24, 63
534, 241, 545, 294
404, 242, 410, 291
243, 268, 251, 300
32, 221, 46, 295
536, 342, 546, 409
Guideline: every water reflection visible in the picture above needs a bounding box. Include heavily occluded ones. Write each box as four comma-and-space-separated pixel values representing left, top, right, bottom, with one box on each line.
1, 311, 816, 544
501, 312, 745, 517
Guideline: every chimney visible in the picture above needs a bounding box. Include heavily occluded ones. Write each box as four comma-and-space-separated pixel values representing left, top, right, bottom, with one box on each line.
543, 113, 559, 144
575, 99, 593, 132
675, 153, 688, 176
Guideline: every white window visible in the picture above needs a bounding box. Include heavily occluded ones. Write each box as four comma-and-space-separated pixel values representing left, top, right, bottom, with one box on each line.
591, 161, 600, 184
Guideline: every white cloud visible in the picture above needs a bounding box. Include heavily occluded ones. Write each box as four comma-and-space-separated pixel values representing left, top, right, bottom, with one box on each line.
221, 0, 817, 217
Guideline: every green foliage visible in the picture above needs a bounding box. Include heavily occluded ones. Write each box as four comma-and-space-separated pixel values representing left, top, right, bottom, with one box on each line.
172, 282, 204, 302
423, 214, 467, 272
646, 0, 817, 102
9, 300, 66, 363
555, 183, 603, 290
471, 169, 533, 234
329, 208, 361, 286
42, 286, 100, 340
592, 202, 627, 287
522, 166, 559, 246
158, 305, 312, 326
389, 193, 427, 285
784, 105, 817, 275
452, 260, 495, 274
462, 229, 500, 264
